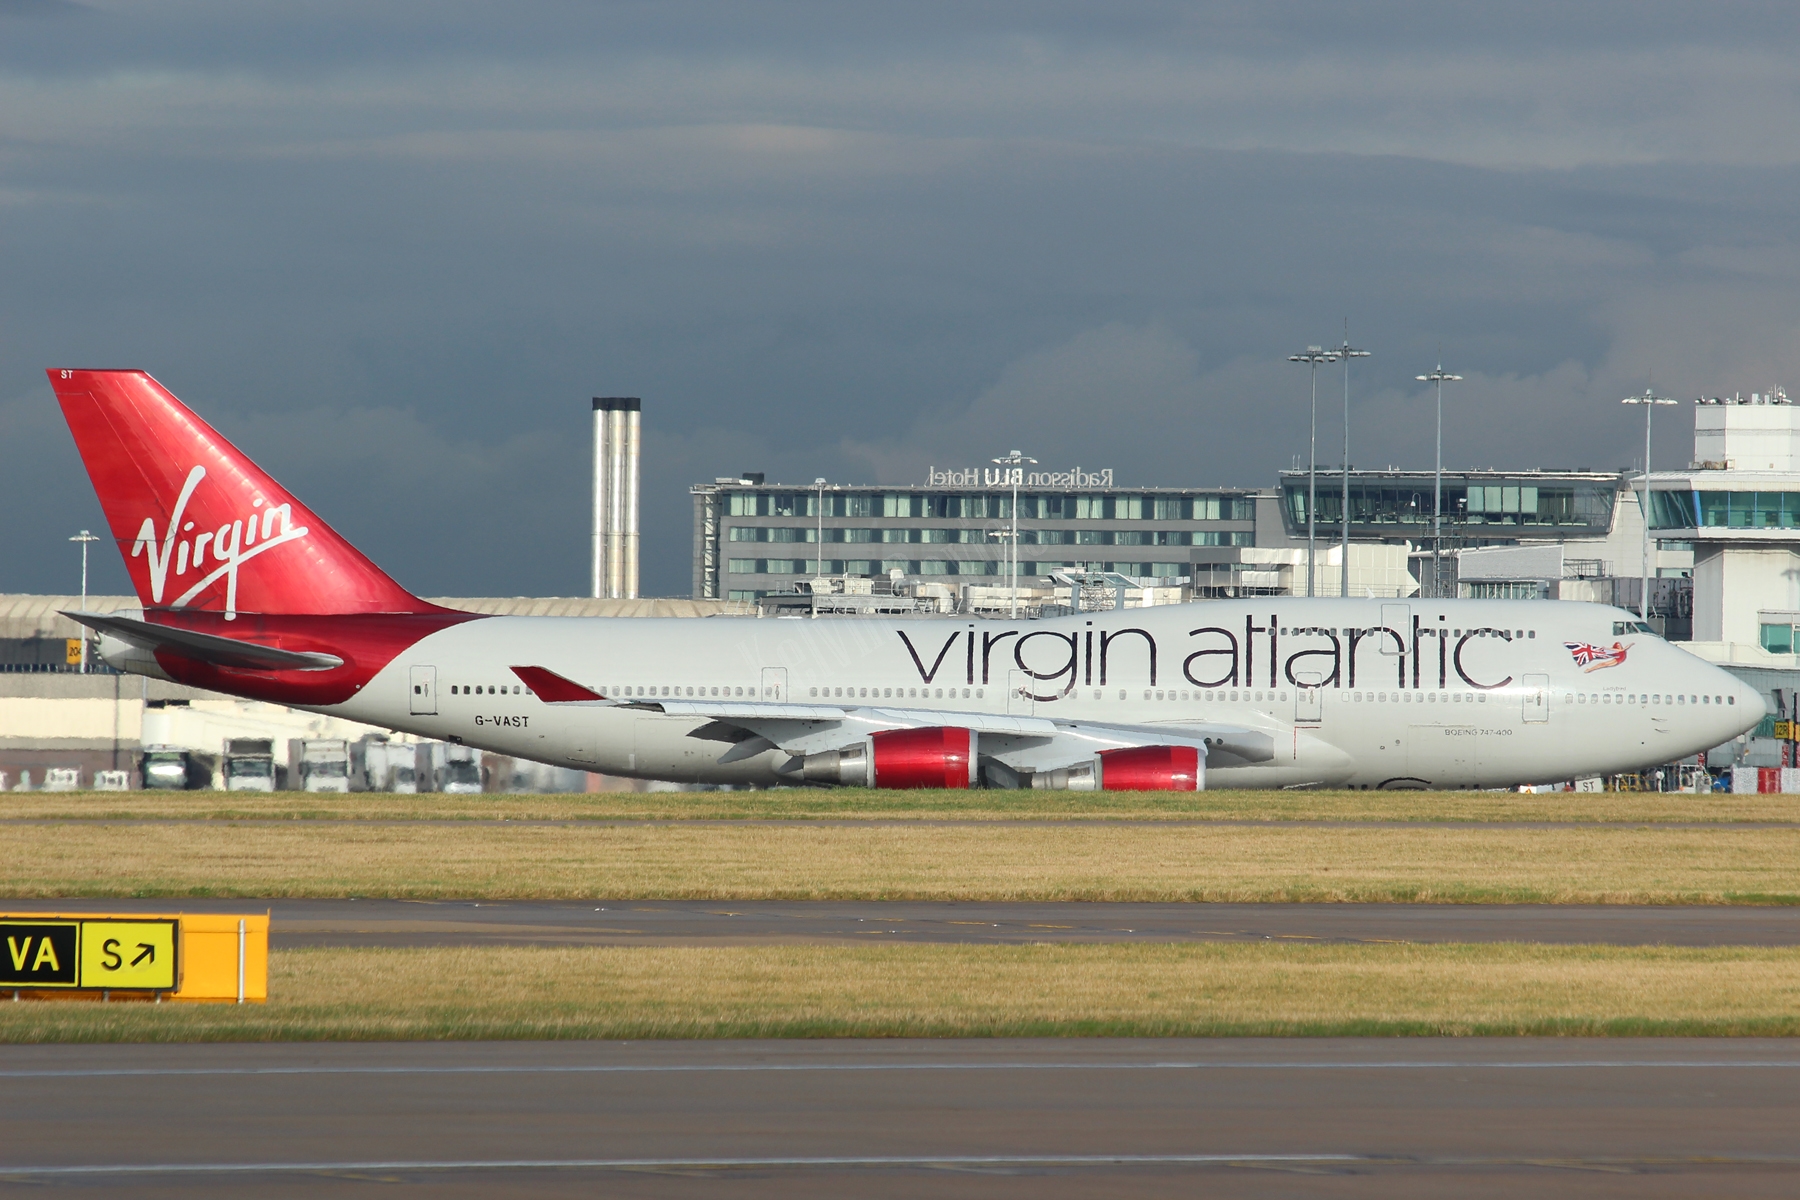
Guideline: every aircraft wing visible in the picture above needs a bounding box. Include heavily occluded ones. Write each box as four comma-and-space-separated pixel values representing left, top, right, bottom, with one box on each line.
511, 663, 1274, 778
618, 697, 1270, 768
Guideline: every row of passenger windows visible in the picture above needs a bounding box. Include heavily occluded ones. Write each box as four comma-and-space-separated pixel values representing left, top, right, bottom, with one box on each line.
1146, 690, 1287, 703
1285, 627, 1537, 639
1343, 691, 1481, 703
1338, 690, 1733, 707
812, 686, 979, 700
441, 681, 1732, 709
1566, 692, 1732, 706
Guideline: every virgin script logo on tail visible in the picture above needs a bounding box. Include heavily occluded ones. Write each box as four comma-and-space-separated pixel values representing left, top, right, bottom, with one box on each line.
1564, 640, 1630, 673
131, 465, 309, 619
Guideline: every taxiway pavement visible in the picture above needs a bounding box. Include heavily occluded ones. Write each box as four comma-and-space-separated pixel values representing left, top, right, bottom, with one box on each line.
2, 1038, 1797, 1198
7, 898, 1800, 947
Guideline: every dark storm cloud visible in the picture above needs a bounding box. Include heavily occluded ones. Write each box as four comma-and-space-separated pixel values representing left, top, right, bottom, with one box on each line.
4, 2, 1800, 597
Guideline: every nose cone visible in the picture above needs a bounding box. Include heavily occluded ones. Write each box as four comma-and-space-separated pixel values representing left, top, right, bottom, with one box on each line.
1740, 676, 1772, 724
1715, 668, 1768, 741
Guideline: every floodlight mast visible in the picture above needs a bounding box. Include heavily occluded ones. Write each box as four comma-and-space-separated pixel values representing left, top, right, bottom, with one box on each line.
1288, 346, 1339, 597
1415, 364, 1463, 599
1334, 334, 1371, 598
991, 450, 1037, 617
1620, 387, 1677, 622
69, 529, 101, 673
813, 478, 828, 578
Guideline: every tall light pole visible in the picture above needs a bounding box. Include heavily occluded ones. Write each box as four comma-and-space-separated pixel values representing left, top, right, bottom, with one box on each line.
813, 477, 828, 577
69, 529, 100, 673
1334, 334, 1371, 598
1621, 387, 1677, 622
1289, 346, 1339, 597
1415, 364, 1462, 599
988, 527, 1018, 613
991, 449, 1037, 618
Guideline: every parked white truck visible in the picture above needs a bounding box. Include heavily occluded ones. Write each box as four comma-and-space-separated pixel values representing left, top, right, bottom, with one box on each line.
352, 736, 419, 793
141, 745, 208, 790
223, 737, 276, 792
287, 738, 351, 793
418, 742, 483, 794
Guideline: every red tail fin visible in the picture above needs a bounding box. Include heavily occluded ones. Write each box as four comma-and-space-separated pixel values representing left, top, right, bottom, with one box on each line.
50, 369, 436, 617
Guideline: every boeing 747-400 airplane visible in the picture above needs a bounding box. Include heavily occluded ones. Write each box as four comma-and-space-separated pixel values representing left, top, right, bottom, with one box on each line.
50, 369, 1764, 790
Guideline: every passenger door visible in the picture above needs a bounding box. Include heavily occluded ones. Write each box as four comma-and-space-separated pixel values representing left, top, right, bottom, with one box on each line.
1294, 671, 1322, 725
759, 667, 788, 701
1006, 669, 1035, 715
1522, 672, 1549, 723
1379, 604, 1410, 655
409, 666, 437, 716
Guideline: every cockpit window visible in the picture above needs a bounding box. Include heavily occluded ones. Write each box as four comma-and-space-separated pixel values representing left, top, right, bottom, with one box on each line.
1612, 620, 1655, 636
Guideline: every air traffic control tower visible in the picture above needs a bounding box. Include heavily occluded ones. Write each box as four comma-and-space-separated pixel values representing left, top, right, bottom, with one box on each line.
1649, 390, 1800, 654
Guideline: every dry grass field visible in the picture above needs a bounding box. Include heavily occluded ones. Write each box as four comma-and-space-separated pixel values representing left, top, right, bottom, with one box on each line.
3, 943, 1797, 1042
1, 819, 1795, 903
3, 787, 1794, 823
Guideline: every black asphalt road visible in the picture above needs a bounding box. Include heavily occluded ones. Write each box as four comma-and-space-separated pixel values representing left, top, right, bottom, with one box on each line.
1, 1039, 1797, 1198
7, 898, 1800, 947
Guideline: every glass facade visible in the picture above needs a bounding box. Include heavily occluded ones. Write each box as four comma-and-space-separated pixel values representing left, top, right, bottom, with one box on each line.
1274, 471, 1627, 546
727, 491, 1258, 520
1650, 490, 1800, 530
724, 558, 1195, 578
1464, 580, 1550, 599
697, 482, 1265, 597
1283, 480, 1613, 531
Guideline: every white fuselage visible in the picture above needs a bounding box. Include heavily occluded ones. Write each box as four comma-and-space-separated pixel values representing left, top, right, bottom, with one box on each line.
292, 598, 1762, 790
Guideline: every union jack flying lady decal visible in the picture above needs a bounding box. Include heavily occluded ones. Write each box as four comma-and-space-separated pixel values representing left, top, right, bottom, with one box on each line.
1565, 640, 1630, 672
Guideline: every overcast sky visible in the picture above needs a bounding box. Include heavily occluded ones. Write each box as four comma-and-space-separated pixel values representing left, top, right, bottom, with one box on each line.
5, 1, 1800, 598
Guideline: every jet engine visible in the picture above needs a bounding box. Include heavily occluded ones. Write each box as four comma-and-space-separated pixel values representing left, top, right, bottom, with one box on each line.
1030, 745, 1201, 792
799, 726, 977, 789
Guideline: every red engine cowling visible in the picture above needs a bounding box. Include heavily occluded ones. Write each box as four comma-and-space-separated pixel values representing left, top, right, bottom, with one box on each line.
1098, 745, 1201, 791
872, 727, 975, 789
799, 727, 977, 789
1027, 745, 1202, 791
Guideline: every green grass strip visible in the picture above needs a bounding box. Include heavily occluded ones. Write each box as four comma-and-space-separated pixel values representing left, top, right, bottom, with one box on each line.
3, 943, 1798, 1042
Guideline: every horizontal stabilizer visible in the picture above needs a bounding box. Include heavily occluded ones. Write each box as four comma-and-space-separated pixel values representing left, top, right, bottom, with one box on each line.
510, 665, 606, 702
64, 611, 344, 672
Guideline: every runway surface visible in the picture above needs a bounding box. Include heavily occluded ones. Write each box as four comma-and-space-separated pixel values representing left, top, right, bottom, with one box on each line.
2, 1039, 1797, 1198
5, 817, 1796, 828
7, 898, 1800, 946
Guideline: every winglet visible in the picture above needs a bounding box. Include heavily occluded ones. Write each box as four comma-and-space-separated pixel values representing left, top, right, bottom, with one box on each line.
510, 665, 605, 702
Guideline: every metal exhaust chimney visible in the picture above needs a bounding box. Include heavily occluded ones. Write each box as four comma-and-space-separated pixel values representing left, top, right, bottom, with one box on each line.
591, 397, 642, 599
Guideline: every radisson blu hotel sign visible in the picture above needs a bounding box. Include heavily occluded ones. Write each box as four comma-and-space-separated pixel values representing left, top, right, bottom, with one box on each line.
926, 465, 1116, 489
